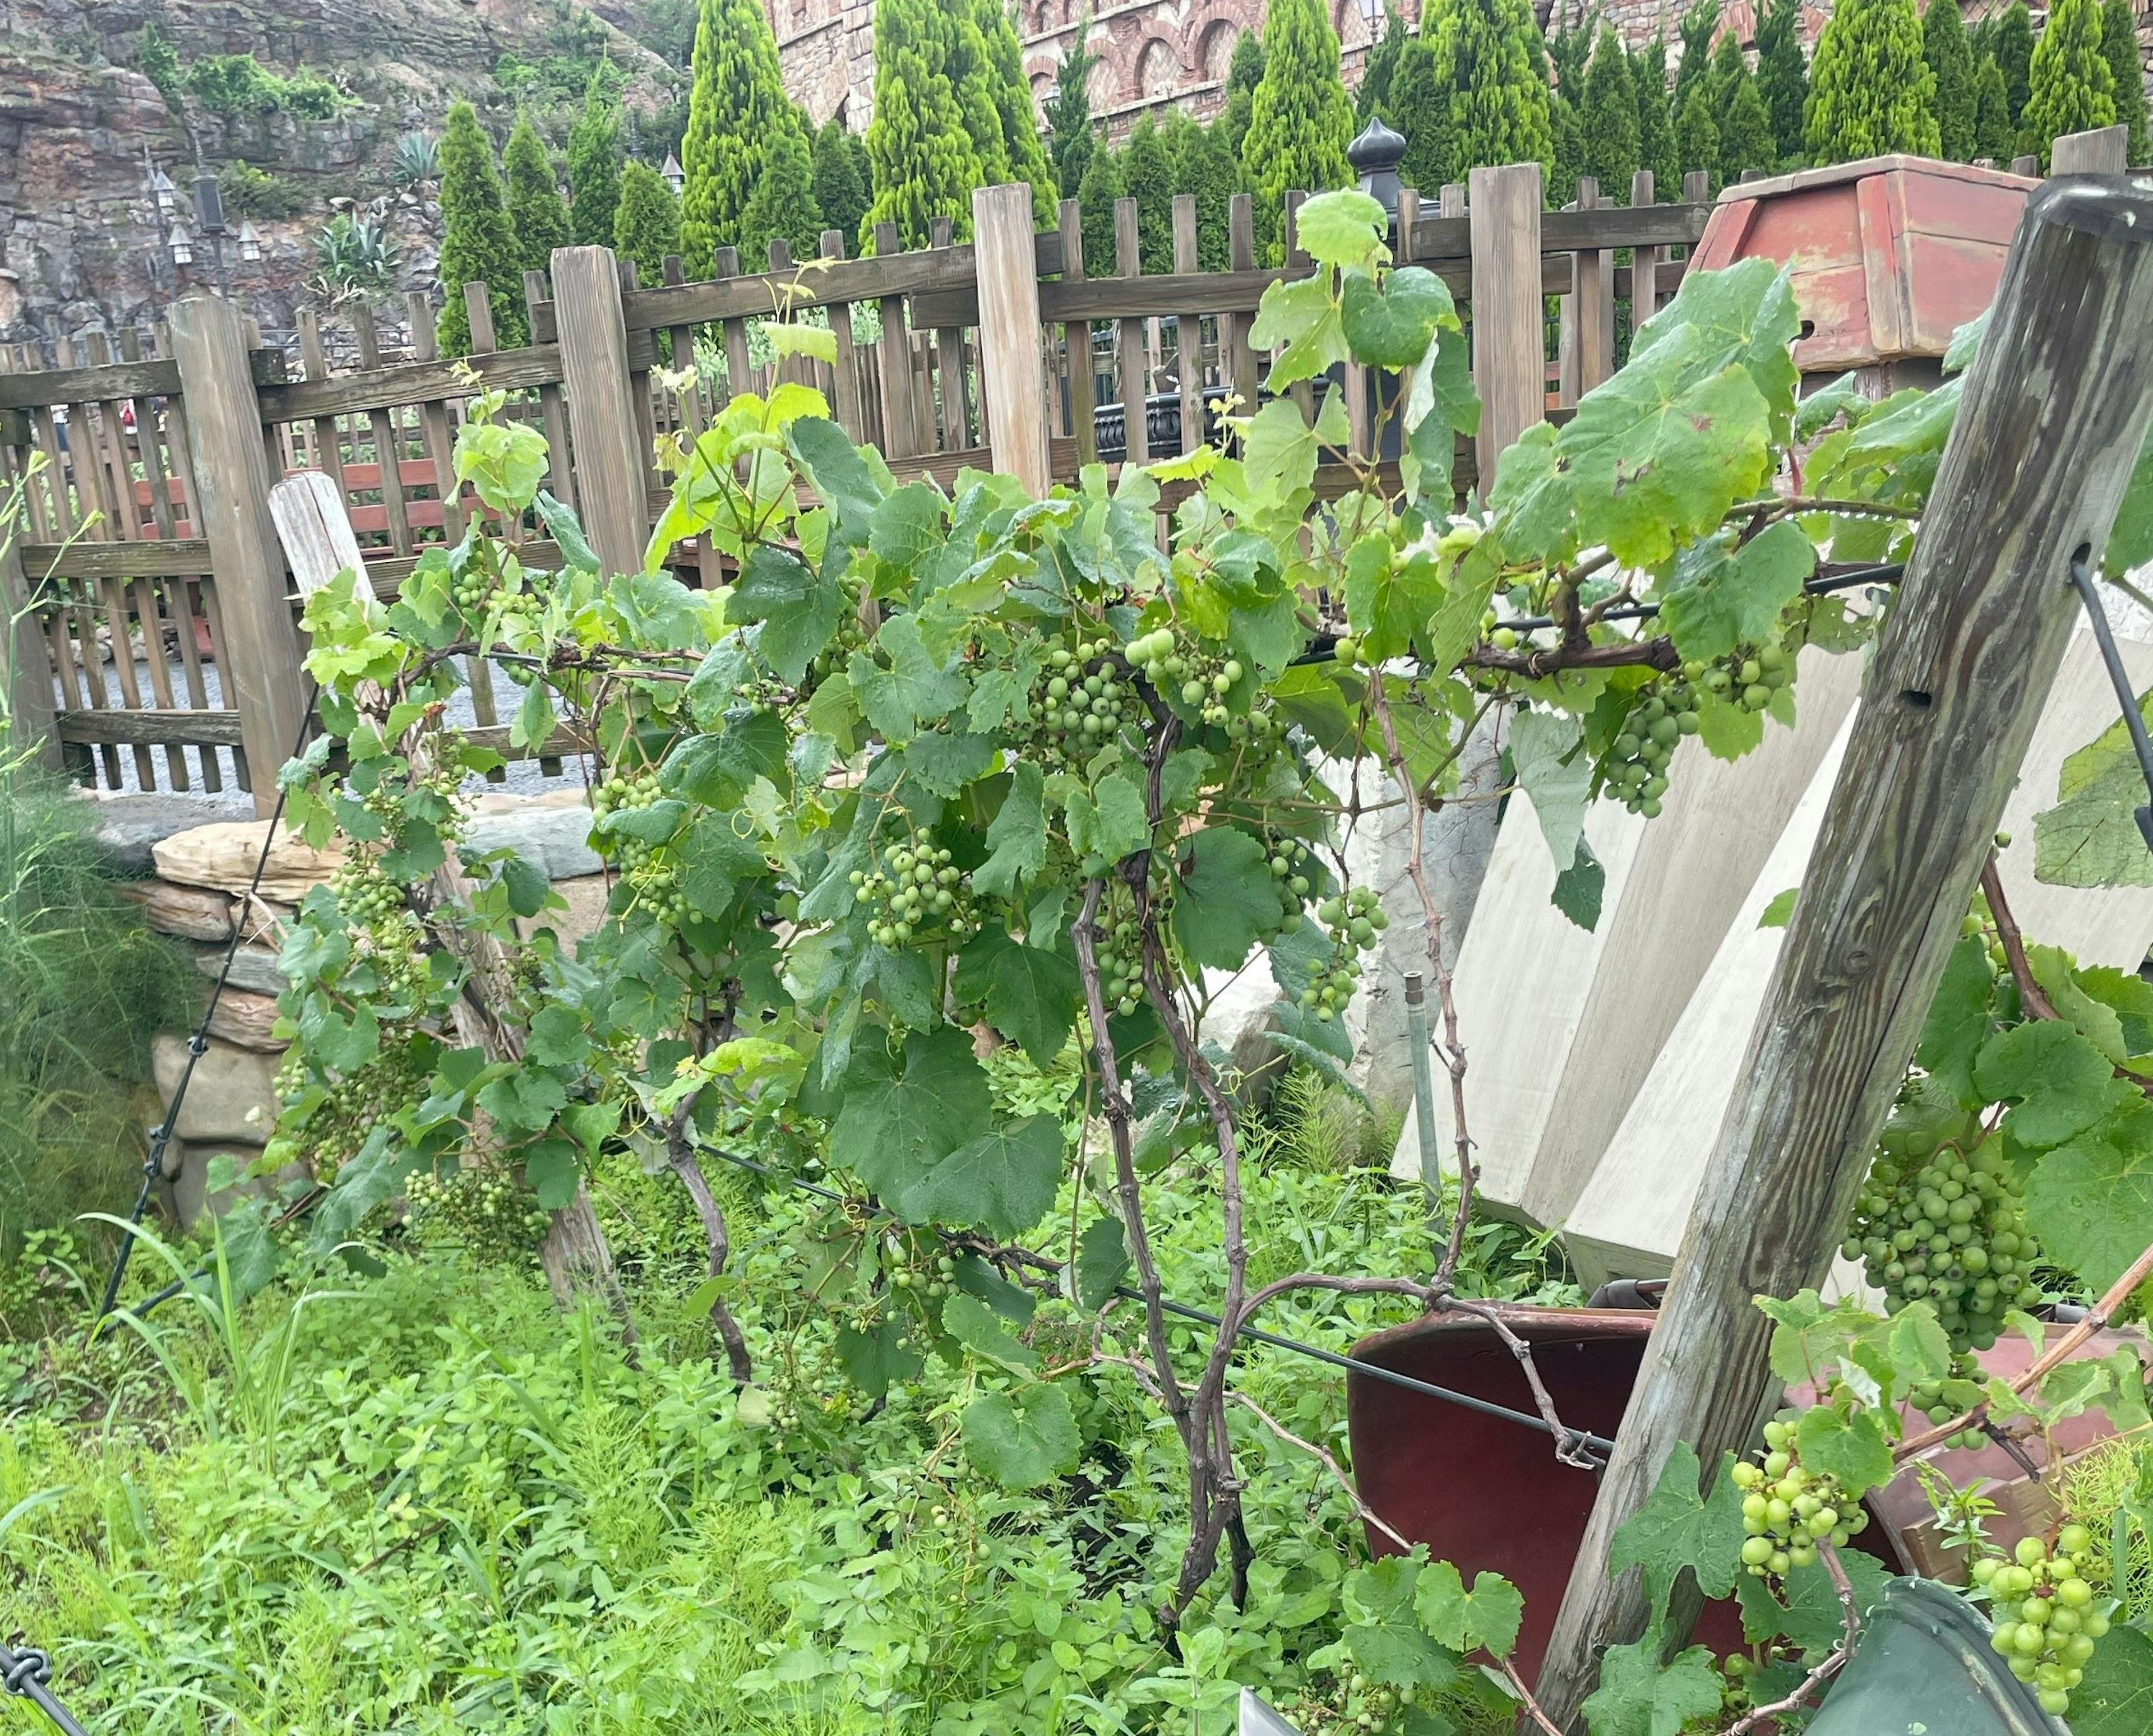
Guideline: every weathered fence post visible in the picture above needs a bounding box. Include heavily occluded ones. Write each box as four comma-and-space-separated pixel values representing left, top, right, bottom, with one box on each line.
167, 291, 307, 816
1536, 175, 2153, 1726
2052, 124, 2129, 175
550, 245, 648, 578
971, 183, 1053, 497
1467, 161, 1544, 493
1, 526, 60, 769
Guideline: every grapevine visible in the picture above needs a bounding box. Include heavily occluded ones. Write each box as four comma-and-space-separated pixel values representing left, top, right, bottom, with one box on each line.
1730, 1410, 1870, 1578
1978, 1525, 2112, 1716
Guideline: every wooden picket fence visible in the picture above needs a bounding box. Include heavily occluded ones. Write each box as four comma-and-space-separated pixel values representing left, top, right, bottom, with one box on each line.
2, 123, 2128, 813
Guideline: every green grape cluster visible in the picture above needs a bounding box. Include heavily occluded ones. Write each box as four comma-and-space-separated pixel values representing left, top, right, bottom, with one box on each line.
1285, 1670, 1417, 1734
1302, 886, 1387, 1022
331, 855, 405, 927
324, 856, 428, 1001
1698, 641, 1794, 714
593, 767, 690, 924
1844, 1110, 2040, 1356
888, 1249, 959, 1300
1032, 638, 1142, 757
1980, 1527, 2109, 1716
274, 1036, 431, 1183
1730, 1413, 1868, 1577
1129, 625, 1282, 744
406, 1163, 551, 1254
1602, 678, 1701, 818
851, 832, 974, 948
449, 565, 542, 623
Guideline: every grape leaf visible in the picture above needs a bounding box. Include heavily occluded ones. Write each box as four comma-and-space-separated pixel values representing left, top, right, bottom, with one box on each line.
830, 1026, 992, 1205
732, 543, 842, 686
2028, 944, 2129, 1062
1074, 1215, 1131, 1311
1734, 1549, 1889, 1655
941, 1289, 1038, 1371
1607, 1442, 1746, 1603
2103, 423, 2153, 578
1793, 1404, 1893, 1497
1253, 277, 1347, 391
1974, 1020, 2123, 1150
962, 1383, 1079, 1488
1342, 1555, 1466, 1691
955, 931, 1083, 1065
1915, 934, 1999, 1108
1345, 534, 1444, 663
1657, 519, 1815, 663
1412, 1562, 1525, 1660
786, 415, 884, 541
1341, 267, 1451, 369
974, 761, 1048, 898
765, 321, 837, 365
1172, 828, 1278, 970
1629, 257, 1803, 443
834, 1317, 922, 1399
1292, 189, 1390, 270
902, 729, 998, 798
1757, 887, 1798, 928
1240, 397, 1326, 503
868, 482, 946, 575
850, 614, 967, 743
2025, 1099, 2153, 1290
902, 1114, 1066, 1238
523, 1138, 581, 1210
1510, 710, 1591, 874
2034, 687, 2153, 889
1551, 836, 1606, 931
1580, 1639, 1724, 1736
1059, 767, 1152, 864
2072, 1615, 2153, 1735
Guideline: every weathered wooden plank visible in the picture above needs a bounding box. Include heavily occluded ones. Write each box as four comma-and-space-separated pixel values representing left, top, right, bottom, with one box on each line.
20, 539, 215, 579
1114, 198, 1149, 466
0, 522, 59, 768
551, 246, 650, 579
256, 345, 565, 425
1468, 162, 1545, 493
0, 347, 284, 413
972, 183, 1052, 495
1408, 198, 1711, 262
1538, 174, 2153, 1723
56, 707, 245, 746
1059, 198, 1099, 467
2052, 124, 2129, 174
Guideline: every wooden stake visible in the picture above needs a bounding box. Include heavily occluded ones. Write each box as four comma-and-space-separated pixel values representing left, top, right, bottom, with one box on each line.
1536, 174, 2153, 1729
549, 246, 648, 578
1467, 161, 1545, 494
971, 183, 1052, 497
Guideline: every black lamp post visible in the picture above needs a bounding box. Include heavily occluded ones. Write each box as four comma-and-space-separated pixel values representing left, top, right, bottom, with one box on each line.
191, 171, 234, 297
1350, 113, 1409, 227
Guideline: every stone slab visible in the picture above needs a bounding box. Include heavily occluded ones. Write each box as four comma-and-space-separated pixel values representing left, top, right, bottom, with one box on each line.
151, 1033, 281, 1145
119, 878, 234, 942
205, 987, 286, 1052
153, 820, 344, 902
75, 791, 242, 877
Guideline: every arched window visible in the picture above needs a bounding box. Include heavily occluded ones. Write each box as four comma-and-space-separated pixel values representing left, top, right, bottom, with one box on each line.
1135, 36, 1179, 99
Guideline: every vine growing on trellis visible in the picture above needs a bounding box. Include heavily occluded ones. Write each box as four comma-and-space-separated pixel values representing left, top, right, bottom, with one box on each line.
251, 189, 2153, 1727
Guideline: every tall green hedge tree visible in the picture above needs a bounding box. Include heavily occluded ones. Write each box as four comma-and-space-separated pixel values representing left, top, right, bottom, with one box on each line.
1048, 29, 1099, 198
1633, 38, 1680, 191
813, 117, 870, 247
1924, 0, 1979, 158
965, 0, 1059, 223
1076, 135, 1121, 271
1805, 0, 1942, 161
1580, 24, 1641, 199
1389, 34, 1452, 193
436, 102, 528, 356
1241, 0, 1355, 261
566, 71, 622, 248
1716, 36, 1777, 180
1433, 0, 1554, 182
740, 113, 824, 265
2022, 0, 2117, 166
1974, 52, 2016, 158
1676, 76, 1721, 190
863, 0, 986, 247
1989, 0, 2037, 124
613, 158, 682, 282
1122, 116, 1176, 274
1358, 4, 1411, 122
1755, 0, 1809, 163
1175, 117, 1241, 270
1674, 0, 1721, 111
1219, 30, 1266, 158
504, 113, 571, 281
681, 0, 803, 272
2101, 0, 2147, 163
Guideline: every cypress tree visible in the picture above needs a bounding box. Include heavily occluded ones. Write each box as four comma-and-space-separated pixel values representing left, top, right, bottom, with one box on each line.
1674, 0, 1720, 112
1048, 30, 1099, 198
1990, 1, 2036, 123
1433, 0, 1555, 182
863, 0, 986, 248
1805, 0, 1942, 162
436, 101, 527, 357
1358, 4, 1410, 123
566, 71, 622, 249
1220, 30, 1267, 159
1242, 0, 1356, 262
503, 113, 570, 281
2022, 0, 2117, 166
1632, 38, 1681, 192
1390, 34, 1452, 193
740, 115, 824, 265
1548, 93, 1585, 205
967, 0, 1060, 223
1122, 116, 1176, 274
813, 117, 870, 247
1717, 41, 1777, 180
613, 158, 683, 283
1676, 77, 1722, 191
2102, 0, 2147, 164
1755, 0, 1810, 163
1580, 22, 1641, 199
1177, 118, 1242, 270
1077, 138, 1122, 272
1549, 7, 1592, 98
681, 0, 803, 272
1974, 53, 2016, 159
1924, 0, 1979, 159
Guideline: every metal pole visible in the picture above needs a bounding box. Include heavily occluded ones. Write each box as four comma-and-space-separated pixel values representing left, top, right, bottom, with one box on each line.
1404, 971, 1442, 1215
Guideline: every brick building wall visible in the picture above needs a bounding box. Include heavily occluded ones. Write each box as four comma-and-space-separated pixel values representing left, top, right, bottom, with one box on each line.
771, 0, 1415, 141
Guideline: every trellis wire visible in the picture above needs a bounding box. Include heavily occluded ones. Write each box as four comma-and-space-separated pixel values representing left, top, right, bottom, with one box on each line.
1, 1637, 89, 1736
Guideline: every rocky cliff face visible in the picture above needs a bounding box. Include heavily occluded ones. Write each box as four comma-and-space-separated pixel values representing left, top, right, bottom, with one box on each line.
0, 0, 677, 358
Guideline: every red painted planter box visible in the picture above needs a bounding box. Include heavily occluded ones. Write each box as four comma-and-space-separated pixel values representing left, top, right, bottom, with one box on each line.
1690, 156, 2039, 382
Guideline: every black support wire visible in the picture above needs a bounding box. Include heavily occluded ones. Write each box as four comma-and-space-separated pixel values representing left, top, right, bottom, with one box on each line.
2067, 552, 2153, 853
96, 687, 320, 1321
699, 1143, 1616, 1464
1, 1637, 90, 1736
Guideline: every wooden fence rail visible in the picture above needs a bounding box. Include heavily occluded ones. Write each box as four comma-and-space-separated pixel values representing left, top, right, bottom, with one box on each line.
1, 131, 2118, 813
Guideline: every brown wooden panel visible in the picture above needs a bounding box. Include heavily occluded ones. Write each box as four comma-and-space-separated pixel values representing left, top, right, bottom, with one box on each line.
1409, 200, 1712, 262
21, 539, 214, 579
0, 348, 285, 413
56, 707, 245, 746
257, 345, 565, 424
